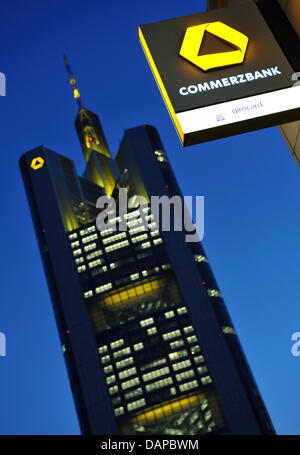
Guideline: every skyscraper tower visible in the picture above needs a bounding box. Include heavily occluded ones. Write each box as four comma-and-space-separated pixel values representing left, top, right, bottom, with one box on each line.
19, 60, 275, 435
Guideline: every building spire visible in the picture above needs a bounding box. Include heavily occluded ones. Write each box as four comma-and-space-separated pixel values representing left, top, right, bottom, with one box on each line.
64, 55, 84, 109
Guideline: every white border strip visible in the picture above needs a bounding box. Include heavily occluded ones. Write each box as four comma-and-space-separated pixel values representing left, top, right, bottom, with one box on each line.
176, 86, 300, 134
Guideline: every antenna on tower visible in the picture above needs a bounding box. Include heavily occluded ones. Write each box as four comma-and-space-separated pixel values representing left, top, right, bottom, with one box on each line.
64, 54, 84, 109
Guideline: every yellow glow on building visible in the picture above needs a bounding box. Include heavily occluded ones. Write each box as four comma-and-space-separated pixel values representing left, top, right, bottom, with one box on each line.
134, 393, 203, 424
84, 126, 100, 150
73, 88, 81, 99
103, 278, 161, 310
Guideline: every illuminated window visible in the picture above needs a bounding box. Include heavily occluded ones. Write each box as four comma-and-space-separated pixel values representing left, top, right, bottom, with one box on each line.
125, 388, 143, 400
71, 241, 80, 248
95, 283, 113, 294
112, 396, 121, 406
170, 340, 185, 350
177, 307, 187, 315
172, 359, 191, 371
150, 230, 159, 237
148, 221, 157, 230
77, 265, 86, 273
201, 399, 208, 411
98, 345, 107, 354
194, 355, 205, 364
165, 311, 175, 319
103, 232, 127, 245
73, 249, 82, 257
109, 257, 134, 270
147, 327, 157, 335
140, 266, 159, 278
190, 345, 201, 354
204, 410, 212, 422
127, 398, 146, 412
138, 241, 151, 250
153, 238, 163, 245
187, 335, 197, 344
80, 226, 96, 236
104, 365, 113, 374
116, 357, 134, 369
129, 225, 147, 235
101, 355, 110, 364
113, 347, 131, 359
119, 367, 137, 380
69, 233, 77, 240
131, 234, 148, 243
91, 265, 107, 276
114, 407, 124, 416
140, 317, 154, 328
86, 250, 102, 260
161, 263, 170, 270
105, 217, 122, 229
127, 218, 145, 228
163, 330, 181, 341
179, 380, 198, 392
183, 326, 194, 334
201, 376, 212, 385
133, 342, 143, 351
142, 367, 170, 382
176, 369, 195, 382
106, 375, 116, 385
222, 326, 236, 335
110, 339, 124, 350
207, 289, 222, 298
141, 358, 166, 371
197, 366, 208, 375
75, 257, 84, 264
100, 228, 114, 237
168, 350, 188, 361
145, 377, 173, 392
121, 377, 140, 390
109, 385, 119, 395
130, 273, 140, 281
125, 209, 143, 220
82, 233, 98, 244
84, 243, 97, 252
84, 290, 93, 298
105, 240, 129, 252
194, 254, 208, 263
154, 150, 168, 162
88, 259, 103, 269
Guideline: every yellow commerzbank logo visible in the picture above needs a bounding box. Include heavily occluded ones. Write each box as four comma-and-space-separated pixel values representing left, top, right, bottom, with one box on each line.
179, 21, 249, 71
30, 156, 45, 170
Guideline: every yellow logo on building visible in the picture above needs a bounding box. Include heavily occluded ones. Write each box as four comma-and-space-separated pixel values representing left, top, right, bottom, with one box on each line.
179, 21, 249, 71
30, 157, 45, 170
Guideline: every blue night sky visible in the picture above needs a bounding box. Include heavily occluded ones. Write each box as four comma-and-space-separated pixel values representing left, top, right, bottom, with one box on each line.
0, 0, 299, 435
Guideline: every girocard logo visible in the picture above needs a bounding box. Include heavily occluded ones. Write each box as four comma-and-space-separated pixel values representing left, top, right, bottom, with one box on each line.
179, 22, 249, 71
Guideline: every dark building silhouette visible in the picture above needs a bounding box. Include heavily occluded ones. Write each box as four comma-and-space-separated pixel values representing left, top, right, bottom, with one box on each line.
19, 61, 274, 435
